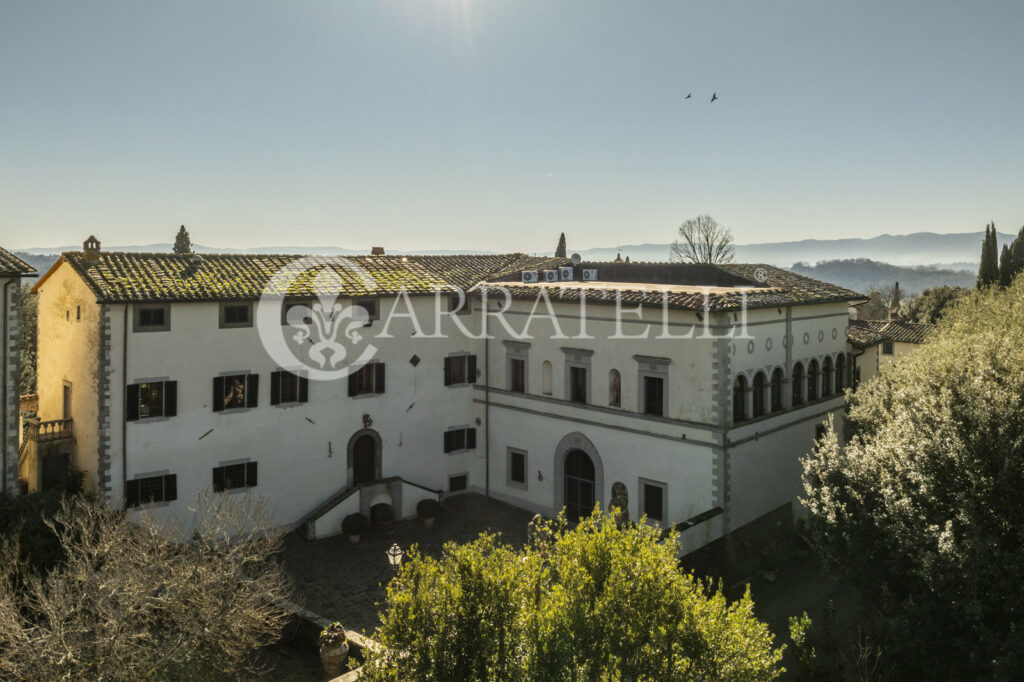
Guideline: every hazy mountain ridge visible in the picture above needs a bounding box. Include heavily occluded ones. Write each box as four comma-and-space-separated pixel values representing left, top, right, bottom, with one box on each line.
788, 259, 975, 295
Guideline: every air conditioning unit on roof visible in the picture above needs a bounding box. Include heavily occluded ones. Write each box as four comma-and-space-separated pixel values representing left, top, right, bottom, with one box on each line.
559, 266, 574, 281
521, 271, 539, 284
582, 268, 598, 281
543, 269, 559, 283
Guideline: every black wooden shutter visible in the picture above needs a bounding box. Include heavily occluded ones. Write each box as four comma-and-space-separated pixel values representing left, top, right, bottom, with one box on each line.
212, 377, 225, 412
467, 355, 477, 383
467, 427, 477, 450
125, 479, 140, 507
298, 376, 309, 403
163, 474, 177, 502
164, 381, 177, 417
270, 372, 281, 406
444, 430, 454, 453
444, 357, 453, 386
212, 466, 225, 492
246, 374, 259, 408
246, 461, 258, 488
348, 371, 357, 397
126, 384, 140, 421
375, 362, 386, 394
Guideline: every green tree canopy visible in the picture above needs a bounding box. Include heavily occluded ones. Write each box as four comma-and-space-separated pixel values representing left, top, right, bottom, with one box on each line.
801, 277, 1024, 680
173, 225, 192, 254
899, 284, 968, 324
361, 511, 784, 681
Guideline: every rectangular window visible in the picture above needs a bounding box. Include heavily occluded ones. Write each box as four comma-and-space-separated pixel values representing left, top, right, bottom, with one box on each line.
449, 474, 468, 492
213, 461, 258, 492
125, 474, 177, 507
569, 366, 588, 403
271, 370, 309, 405
133, 304, 170, 332
443, 427, 477, 453
641, 480, 666, 524
444, 354, 477, 386
212, 373, 259, 412
509, 357, 526, 393
348, 362, 386, 396
127, 381, 177, 421
508, 448, 527, 489
355, 298, 379, 326
881, 341, 894, 355
282, 300, 313, 326
220, 302, 253, 328
448, 294, 471, 315
643, 376, 665, 417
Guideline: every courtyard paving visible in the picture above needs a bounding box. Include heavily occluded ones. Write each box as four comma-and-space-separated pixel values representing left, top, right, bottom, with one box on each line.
283, 493, 534, 635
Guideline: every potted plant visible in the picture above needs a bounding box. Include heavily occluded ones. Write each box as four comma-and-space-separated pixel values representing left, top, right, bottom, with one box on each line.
319, 621, 349, 676
342, 512, 369, 543
417, 498, 440, 528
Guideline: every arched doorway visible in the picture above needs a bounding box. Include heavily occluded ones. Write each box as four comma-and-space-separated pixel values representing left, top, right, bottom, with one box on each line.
347, 429, 381, 486
564, 449, 596, 522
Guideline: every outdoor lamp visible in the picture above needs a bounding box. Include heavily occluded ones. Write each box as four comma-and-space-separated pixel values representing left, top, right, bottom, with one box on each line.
386, 543, 403, 570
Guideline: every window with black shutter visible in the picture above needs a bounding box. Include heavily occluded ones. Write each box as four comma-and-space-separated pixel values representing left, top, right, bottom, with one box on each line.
509, 358, 526, 393
509, 449, 527, 488
444, 355, 477, 386
219, 302, 253, 328
448, 474, 468, 492
213, 462, 258, 492
271, 370, 308, 405
213, 373, 258, 411
348, 362, 385, 396
443, 427, 477, 453
127, 381, 176, 421
642, 376, 664, 416
125, 474, 177, 508
642, 481, 666, 523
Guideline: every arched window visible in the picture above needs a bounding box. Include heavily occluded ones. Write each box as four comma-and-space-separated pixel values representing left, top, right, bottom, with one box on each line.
541, 361, 553, 396
770, 368, 784, 412
608, 369, 621, 407
732, 376, 747, 423
752, 372, 766, 417
792, 362, 804, 405
822, 357, 833, 396
835, 354, 846, 392
807, 360, 819, 401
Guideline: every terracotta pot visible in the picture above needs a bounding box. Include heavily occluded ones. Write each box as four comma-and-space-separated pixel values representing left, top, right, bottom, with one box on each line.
422, 516, 435, 528
347, 533, 361, 544
320, 641, 349, 676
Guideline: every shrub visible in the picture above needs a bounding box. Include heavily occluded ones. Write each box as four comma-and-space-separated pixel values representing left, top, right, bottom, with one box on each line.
342, 513, 369, 536
416, 498, 439, 519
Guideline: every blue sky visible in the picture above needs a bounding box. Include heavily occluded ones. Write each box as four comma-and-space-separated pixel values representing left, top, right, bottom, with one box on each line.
2, 1, 1022, 252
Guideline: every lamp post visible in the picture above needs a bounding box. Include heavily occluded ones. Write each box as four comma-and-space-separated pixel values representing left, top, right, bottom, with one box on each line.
386, 543, 403, 572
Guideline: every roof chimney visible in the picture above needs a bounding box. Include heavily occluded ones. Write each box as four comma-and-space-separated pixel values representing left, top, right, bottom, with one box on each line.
83, 235, 101, 263
371, 246, 385, 256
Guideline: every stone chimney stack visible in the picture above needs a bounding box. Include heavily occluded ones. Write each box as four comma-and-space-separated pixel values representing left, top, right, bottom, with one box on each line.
371, 246, 385, 255
83, 235, 101, 263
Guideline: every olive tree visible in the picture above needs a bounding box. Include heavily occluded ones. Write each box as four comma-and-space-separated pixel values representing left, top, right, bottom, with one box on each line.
801, 277, 1024, 680
361, 511, 784, 681
0, 491, 291, 681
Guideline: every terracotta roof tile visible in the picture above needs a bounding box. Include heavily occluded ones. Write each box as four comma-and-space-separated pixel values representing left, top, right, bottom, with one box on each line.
849, 319, 934, 345
0, 247, 35, 274
55, 251, 563, 303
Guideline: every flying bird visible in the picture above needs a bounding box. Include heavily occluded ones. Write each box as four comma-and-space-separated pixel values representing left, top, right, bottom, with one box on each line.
685, 93, 692, 99
711, 92, 718, 102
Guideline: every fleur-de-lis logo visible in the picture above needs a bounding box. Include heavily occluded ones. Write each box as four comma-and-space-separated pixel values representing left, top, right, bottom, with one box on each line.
286, 295, 369, 369
256, 257, 379, 381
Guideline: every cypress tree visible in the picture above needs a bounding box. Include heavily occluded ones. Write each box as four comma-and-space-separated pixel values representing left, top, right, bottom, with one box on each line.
977, 223, 999, 288
1011, 225, 1024, 281
555, 232, 567, 258
173, 225, 192, 254
999, 244, 1013, 287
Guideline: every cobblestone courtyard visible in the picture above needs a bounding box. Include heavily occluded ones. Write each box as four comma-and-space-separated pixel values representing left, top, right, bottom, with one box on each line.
283, 493, 534, 635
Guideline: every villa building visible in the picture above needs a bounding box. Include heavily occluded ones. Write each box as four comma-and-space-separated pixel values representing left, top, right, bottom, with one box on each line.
31, 238, 863, 555
1, 247, 35, 494
847, 319, 934, 383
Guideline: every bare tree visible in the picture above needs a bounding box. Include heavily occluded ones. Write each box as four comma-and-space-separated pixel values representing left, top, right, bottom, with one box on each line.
669, 215, 735, 264
0, 491, 291, 681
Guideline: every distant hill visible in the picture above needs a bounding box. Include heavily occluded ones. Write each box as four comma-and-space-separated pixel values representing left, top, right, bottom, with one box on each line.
574, 230, 1015, 267
788, 259, 975, 295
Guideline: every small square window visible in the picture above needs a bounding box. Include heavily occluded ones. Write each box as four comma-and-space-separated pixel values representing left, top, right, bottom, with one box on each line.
134, 305, 170, 332
444, 355, 477, 386
355, 298, 379, 326
213, 374, 258, 412
448, 294, 471, 315
640, 479, 666, 524
881, 341, 894, 355
220, 302, 253, 328
449, 474, 468, 492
